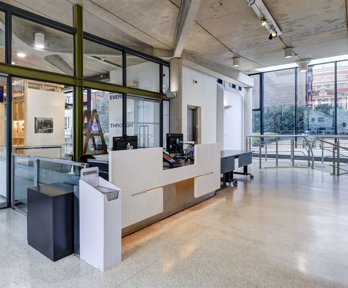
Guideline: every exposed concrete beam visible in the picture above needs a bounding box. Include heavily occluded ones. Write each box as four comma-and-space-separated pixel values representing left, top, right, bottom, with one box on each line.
182, 52, 254, 88
173, 0, 201, 57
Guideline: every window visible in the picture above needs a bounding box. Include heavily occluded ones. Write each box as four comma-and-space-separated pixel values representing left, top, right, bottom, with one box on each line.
83, 39, 123, 85
264, 69, 295, 135
12, 16, 74, 75
127, 54, 160, 92
251, 74, 260, 135
163, 65, 170, 93
337, 60, 348, 135
127, 95, 160, 148
83, 89, 123, 154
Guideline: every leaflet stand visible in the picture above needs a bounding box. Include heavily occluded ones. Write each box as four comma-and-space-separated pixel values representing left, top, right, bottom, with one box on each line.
79, 167, 122, 271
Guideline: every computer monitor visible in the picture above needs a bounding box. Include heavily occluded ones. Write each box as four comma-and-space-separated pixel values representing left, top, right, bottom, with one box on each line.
166, 133, 184, 154
112, 136, 138, 151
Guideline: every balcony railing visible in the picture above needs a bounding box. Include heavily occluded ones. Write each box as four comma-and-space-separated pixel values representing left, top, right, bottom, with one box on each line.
246, 135, 348, 176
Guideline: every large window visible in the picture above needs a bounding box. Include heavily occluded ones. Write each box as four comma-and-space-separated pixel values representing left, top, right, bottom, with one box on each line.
251, 74, 260, 134
83, 39, 123, 84
127, 95, 160, 148
83, 89, 123, 154
12, 16, 74, 75
12, 78, 73, 158
264, 69, 295, 135
127, 54, 160, 92
337, 61, 348, 135
0, 12, 5, 63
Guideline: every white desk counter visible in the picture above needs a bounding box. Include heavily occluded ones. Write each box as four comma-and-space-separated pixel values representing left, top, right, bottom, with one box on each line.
109, 144, 220, 230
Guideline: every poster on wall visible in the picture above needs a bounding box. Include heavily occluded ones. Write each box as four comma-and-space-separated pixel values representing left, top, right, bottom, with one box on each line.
34, 117, 54, 133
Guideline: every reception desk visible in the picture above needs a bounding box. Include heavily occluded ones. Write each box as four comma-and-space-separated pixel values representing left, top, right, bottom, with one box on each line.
109, 144, 220, 235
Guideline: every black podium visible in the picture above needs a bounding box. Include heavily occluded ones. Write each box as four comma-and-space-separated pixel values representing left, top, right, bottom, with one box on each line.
27, 183, 74, 261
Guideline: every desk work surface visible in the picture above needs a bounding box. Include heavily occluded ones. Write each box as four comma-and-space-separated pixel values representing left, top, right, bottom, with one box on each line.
221, 150, 252, 159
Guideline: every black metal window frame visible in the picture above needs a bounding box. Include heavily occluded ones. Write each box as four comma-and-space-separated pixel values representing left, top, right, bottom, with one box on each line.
250, 60, 347, 136
0, 1, 171, 209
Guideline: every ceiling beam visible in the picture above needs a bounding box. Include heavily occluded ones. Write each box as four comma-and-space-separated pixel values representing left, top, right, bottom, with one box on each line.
173, 0, 202, 57
182, 52, 254, 88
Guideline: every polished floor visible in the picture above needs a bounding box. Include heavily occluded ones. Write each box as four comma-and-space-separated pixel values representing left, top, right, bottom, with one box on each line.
1, 168, 348, 288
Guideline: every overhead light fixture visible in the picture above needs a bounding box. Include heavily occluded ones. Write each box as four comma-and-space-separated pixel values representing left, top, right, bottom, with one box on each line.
261, 17, 267, 27
11, 61, 15, 65
17, 52, 26, 58
247, 0, 282, 40
296, 59, 311, 73
233, 57, 240, 67
284, 47, 294, 59
34, 32, 45, 49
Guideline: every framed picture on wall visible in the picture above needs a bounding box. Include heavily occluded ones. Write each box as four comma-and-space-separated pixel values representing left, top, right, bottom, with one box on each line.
34, 117, 53, 134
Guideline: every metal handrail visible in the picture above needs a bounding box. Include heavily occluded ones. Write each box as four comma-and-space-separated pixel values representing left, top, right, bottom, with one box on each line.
246, 134, 348, 176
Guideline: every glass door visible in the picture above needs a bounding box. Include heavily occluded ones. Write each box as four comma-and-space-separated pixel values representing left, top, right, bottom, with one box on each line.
0, 75, 8, 208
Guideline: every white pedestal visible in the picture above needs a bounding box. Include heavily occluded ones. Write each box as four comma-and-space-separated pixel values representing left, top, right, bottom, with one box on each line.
79, 167, 122, 271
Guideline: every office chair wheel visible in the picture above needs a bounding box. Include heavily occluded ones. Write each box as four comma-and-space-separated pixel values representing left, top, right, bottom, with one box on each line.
233, 180, 238, 187
250, 174, 254, 179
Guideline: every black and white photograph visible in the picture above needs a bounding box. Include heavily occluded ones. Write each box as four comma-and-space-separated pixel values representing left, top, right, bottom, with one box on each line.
34, 117, 53, 133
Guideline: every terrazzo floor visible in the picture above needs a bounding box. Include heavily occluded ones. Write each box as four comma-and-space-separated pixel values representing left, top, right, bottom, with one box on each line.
1, 167, 348, 287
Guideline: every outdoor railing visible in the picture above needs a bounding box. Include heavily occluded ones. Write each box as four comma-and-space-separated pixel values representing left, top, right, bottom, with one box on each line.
246, 134, 348, 176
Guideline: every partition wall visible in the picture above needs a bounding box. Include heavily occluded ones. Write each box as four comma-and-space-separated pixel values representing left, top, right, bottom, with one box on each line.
0, 2, 170, 209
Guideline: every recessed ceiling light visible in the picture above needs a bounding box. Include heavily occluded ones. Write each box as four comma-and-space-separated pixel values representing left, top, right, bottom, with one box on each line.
34, 32, 45, 50
233, 57, 240, 67
17, 52, 26, 58
11, 61, 15, 65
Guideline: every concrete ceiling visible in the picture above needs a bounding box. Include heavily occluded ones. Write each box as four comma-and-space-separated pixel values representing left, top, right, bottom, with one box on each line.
2, 0, 348, 79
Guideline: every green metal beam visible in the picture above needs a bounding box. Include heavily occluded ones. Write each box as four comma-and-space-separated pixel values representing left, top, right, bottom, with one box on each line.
73, 4, 83, 161
0, 63, 77, 86
82, 79, 167, 100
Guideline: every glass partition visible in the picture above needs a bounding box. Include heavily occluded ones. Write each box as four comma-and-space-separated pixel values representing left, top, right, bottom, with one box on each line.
12, 154, 86, 213
337, 61, 348, 135
163, 100, 170, 148
12, 16, 74, 75
83, 89, 123, 154
127, 95, 160, 148
0, 11, 5, 63
12, 78, 73, 158
163, 65, 170, 93
127, 53, 160, 92
0, 75, 7, 207
83, 39, 123, 84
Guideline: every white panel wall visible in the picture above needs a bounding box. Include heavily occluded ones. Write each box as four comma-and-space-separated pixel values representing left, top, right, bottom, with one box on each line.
223, 88, 244, 150
182, 66, 217, 144
26, 89, 65, 146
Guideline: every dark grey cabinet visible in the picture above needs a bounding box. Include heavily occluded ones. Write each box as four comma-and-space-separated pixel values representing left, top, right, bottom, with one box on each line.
27, 183, 74, 261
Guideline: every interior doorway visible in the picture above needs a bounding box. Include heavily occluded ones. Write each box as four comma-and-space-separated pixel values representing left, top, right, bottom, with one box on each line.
187, 106, 201, 144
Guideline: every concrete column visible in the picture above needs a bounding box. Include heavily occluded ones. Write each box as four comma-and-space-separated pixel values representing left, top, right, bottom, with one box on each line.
169, 58, 183, 134
244, 87, 253, 140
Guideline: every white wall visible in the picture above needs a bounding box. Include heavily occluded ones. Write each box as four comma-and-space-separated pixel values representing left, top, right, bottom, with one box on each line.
26, 89, 65, 146
182, 67, 217, 144
216, 84, 224, 146
223, 88, 244, 150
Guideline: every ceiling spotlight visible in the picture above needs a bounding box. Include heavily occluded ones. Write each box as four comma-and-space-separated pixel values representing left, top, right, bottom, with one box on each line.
271, 28, 277, 37
261, 17, 267, 27
233, 57, 240, 67
34, 32, 45, 50
17, 52, 26, 58
284, 47, 294, 59
296, 59, 311, 73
